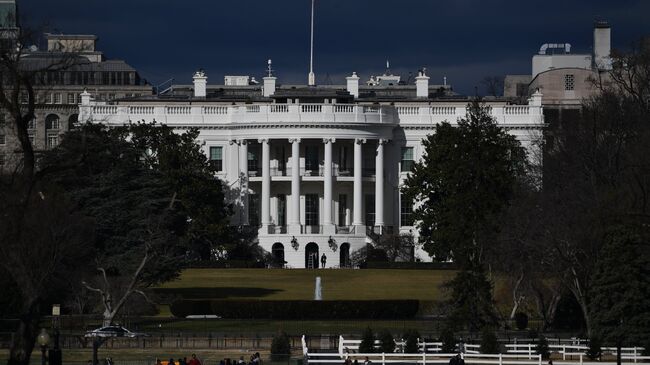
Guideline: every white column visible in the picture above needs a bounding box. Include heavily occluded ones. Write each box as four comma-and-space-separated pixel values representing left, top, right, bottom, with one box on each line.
323, 138, 335, 234
353, 138, 366, 228
375, 139, 388, 230
260, 139, 271, 232
238, 139, 249, 226
289, 138, 302, 234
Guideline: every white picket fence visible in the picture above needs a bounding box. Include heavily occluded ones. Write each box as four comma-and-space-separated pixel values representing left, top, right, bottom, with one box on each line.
304, 336, 650, 365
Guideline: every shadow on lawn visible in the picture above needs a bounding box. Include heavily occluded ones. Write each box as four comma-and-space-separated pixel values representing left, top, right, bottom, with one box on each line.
154, 287, 284, 299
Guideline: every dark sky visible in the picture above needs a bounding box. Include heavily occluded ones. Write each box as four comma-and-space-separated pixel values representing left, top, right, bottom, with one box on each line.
24, 0, 650, 95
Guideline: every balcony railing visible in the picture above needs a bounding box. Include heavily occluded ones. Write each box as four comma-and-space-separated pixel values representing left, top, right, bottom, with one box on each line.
248, 166, 377, 178
303, 225, 323, 234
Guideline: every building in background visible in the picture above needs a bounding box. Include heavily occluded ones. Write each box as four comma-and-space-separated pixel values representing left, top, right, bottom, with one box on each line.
0, 32, 153, 169
81, 68, 545, 268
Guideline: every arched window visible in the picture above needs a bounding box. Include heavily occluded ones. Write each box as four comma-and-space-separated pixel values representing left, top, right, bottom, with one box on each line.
340, 243, 351, 268
68, 114, 78, 129
272, 242, 285, 268
45, 114, 60, 130
305, 242, 319, 269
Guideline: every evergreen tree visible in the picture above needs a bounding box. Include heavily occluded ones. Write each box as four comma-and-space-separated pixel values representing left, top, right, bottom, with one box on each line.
480, 327, 499, 354
445, 267, 498, 332
271, 331, 291, 361
402, 99, 528, 268
439, 327, 456, 353
359, 327, 376, 353
403, 330, 420, 353
589, 225, 650, 346
378, 330, 395, 353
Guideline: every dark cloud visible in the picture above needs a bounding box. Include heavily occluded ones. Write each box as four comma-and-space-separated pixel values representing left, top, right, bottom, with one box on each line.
24, 0, 650, 94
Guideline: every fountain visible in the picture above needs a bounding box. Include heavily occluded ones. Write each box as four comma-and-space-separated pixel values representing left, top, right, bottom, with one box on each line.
314, 276, 322, 301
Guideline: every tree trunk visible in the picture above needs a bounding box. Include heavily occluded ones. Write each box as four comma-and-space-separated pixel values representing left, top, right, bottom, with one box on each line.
7, 304, 39, 365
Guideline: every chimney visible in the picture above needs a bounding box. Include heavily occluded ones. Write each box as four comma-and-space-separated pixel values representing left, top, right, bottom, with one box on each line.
263, 76, 277, 97
193, 70, 207, 98
415, 70, 430, 98
593, 21, 612, 70
346, 72, 360, 98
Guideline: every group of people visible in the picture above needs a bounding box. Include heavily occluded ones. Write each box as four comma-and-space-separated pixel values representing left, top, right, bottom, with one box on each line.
219, 352, 262, 365
155, 353, 203, 365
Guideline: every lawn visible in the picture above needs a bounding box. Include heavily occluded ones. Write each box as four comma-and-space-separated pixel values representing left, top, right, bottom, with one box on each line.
156, 269, 457, 302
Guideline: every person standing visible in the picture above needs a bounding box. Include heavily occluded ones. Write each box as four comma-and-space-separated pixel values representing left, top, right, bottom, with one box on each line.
320, 253, 327, 268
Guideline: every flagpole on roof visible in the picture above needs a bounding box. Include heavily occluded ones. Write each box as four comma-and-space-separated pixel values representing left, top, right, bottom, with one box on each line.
308, 0, 316, 86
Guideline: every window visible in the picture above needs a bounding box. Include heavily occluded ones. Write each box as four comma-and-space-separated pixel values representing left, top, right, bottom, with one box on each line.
54, 93, 62, 104
277, 194, 286, 227
564, 74, 575, 91
0, 133, 5, 145
27, 119, 36, 130
249, 194, 260, 227
46, 93, 53, 104
47, 135, 58, 149
339, 146, 349, 172
46, 115, 60, 130
305, 194, 320, 227
209, 146, 223, 171
365, 195, 375, 227
401, 196, 414, 226
108, 93, 116, 100
248, 146, 259, 175
401, 147, 414, 172
338, 194, 347, 226
67, 93, 76, 104
305, 145, 319, 172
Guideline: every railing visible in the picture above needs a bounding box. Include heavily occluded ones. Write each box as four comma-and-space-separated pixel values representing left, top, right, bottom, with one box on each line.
506, 343, 648, 361
203, 106, 228, 114
335, 226, 355, 234
84, 103, 542, 128
129, 106, 154, 115
167, 106, 191, 114
268, 225, 287, 234
303, 225, 323, 234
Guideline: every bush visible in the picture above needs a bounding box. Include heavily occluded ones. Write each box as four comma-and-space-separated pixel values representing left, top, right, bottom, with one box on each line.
440, 327, 456, 353
379, 330, 395, 353
480, 327, 499, 354
359, 327, 376, 353
170, 299, 419, 319
404, 329, 420, 353
536, 335, 550, 360
364, 262, 457, 270
271, 332, 291, 361
514, 312, 529, 330
587, 337, 602, 360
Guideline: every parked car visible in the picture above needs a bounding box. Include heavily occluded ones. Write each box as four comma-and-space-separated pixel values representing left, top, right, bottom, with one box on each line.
84, 325, 149, 338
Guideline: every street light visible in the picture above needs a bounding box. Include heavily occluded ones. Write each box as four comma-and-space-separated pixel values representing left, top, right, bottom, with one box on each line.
37, 328, 50, 365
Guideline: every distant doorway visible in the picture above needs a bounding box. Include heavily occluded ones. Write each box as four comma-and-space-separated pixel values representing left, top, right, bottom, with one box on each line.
272, 242, 285, 267
340, 242, 351, 268
305, 242, 319, 269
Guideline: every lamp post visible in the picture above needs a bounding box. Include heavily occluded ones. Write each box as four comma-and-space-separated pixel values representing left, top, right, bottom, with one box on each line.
50, 304, 62, 365
37, 328, 50, 365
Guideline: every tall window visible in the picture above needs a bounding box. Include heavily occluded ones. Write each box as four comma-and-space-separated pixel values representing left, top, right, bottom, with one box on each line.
277, 195, 287, 227
47, 135, 58, 149
401, 147, 414, 172
67, 93, 76, 104
401, 196, 414, 226
564, 74, 575, 91
338, 194, 347, 226
305, 145, 319, 172
248, 146, 259, 175
249, 194, 260, 227
209, 146, 223, 171
339, 146, 349, 172
276, 146, 286, 174
305, 194, 320, 227
365, 195, 375, 227
54, 93, 62, 104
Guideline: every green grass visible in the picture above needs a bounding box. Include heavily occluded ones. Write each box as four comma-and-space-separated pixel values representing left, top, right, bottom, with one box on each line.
156, 269, 457, 301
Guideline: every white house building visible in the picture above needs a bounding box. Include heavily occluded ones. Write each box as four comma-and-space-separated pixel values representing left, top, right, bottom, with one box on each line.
79, 69, 544, 269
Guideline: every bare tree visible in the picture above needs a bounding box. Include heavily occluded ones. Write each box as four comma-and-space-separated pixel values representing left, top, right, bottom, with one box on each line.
481, 76, 504, 97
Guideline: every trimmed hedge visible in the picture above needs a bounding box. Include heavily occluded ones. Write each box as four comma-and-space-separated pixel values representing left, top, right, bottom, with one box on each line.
170, 300, 419, 319
364, 261, 457, 270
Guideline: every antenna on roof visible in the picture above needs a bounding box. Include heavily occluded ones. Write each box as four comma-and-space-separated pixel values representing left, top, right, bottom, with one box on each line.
267, 59, 274, 77
308, 0, 316, 86
386, 59, 391, 75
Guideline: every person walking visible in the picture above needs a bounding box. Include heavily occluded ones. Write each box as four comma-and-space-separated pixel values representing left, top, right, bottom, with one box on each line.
188, 354, 202, 365
320, 253, 327, 268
